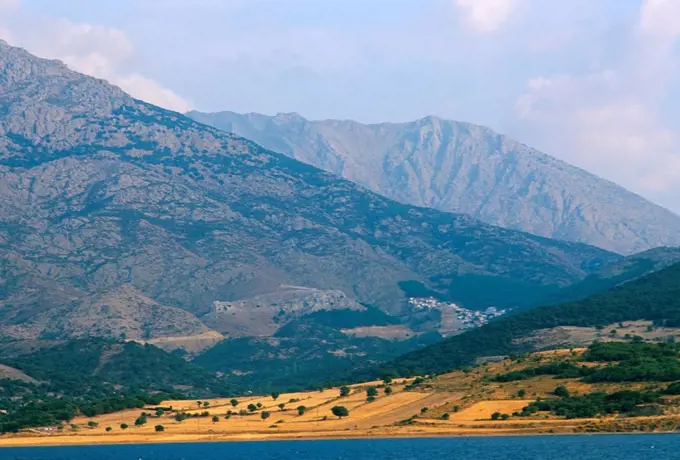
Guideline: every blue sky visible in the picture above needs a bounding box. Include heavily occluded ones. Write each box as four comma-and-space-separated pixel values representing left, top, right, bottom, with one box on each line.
1, 0, 679, 213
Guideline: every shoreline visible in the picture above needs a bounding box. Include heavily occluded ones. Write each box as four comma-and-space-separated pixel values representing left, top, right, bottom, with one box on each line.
2, 426, 679, 448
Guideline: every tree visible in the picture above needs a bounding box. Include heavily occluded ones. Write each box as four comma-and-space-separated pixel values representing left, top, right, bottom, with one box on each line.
212, 416, 219, 423
491, 412, 501, 421
105, 426, 112, 432
248, 404, 257, 412
155, 408, 165, 417
278, 403, 285, 411
155, 425, 165, 432
501, 414, 510, 420
554, 386, 570, 398
261, 411, 271, 421
366, 396, 376, 403
297, 406, 307, 416
256, 402, 263, 409
441, 413, 450, 420
120, 423, 129, 430
87, 421, 99, 428
230, 399, 239, 407
366, 386, 378, 398
384, 386, 393, 396
340, 386, 351, 397
203, 401, 210, 408
271, 392, 280, 400
420, 407, 429, 414
517, 389, 526, 398
135, 414, 147, 426
331, 406, 349, 419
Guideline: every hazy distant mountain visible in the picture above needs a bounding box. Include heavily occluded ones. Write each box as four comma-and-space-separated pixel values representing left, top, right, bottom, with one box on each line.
0, 40, 616, 332
188, 110, 680, 255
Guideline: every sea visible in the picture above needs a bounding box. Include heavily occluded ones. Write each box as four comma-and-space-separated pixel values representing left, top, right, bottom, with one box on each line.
0, 434, 677, 460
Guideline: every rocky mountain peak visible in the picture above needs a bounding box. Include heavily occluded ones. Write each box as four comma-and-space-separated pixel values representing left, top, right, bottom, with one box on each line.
189, 110, 680, 254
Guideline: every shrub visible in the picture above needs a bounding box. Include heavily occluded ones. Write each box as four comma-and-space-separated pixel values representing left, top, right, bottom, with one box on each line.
331, 406, 349, 418
554, 386, 570, 398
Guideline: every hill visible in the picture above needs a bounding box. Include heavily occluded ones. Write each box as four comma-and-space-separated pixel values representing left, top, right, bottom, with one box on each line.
188, 110, 680, 254
382, 262, 680, 377
0, 285, 217, 342
0, 39, 617, 332
193, 307, 441, 393
5, 341, 680, 442
0, 338, 228, 396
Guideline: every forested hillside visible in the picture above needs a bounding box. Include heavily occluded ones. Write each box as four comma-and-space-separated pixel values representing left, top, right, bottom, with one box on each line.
382, 262, 680, 376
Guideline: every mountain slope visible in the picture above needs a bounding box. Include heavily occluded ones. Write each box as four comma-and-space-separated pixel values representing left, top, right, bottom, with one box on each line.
188, 110, 680, 255
382, 261, 680, 376
0, 40, 618, 328
0, 285, 216, 341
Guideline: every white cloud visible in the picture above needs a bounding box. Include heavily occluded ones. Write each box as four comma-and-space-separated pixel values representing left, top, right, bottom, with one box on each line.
0, 26, 11, 42
638, 0, 680, 38
514, 73, 680, 196
0, 0, 18, 11
510, 0, 680, 212
456, 0, 516, 32
0, 13, 192, 112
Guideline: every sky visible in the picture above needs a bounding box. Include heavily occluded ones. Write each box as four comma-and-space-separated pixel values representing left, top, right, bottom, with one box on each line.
1, 0, 679, 214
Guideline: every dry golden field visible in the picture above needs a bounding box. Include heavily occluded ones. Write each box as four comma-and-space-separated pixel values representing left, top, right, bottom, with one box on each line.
3, 348, 680, 446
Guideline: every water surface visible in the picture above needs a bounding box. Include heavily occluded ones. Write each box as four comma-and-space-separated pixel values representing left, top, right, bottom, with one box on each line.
1, 434, 677, 460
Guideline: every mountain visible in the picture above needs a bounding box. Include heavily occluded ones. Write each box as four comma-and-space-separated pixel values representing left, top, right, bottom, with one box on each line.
187, 110, 680, 255
382, 261, 680, 377
0, 40, 618, 335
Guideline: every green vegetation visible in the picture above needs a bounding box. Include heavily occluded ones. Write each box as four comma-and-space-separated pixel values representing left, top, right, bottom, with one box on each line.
521, 390, 660, 419
194, 330, 441, 394
3, 338, 230, 397
0, 338, 234, 433
492, 362, 595, 382
331, 406, 349, 418
0, 390, 171, 433
340, 386, 351, 397
135, 413, 147, 426
384, 262, 680, 376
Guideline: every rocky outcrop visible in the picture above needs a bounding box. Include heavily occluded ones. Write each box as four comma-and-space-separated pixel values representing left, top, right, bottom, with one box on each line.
188, 111, 680, 255
204, 285, 365, 337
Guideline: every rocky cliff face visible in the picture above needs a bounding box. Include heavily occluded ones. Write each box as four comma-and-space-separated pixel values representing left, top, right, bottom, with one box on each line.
188, 111, 680, 255
0, 41, 617, 334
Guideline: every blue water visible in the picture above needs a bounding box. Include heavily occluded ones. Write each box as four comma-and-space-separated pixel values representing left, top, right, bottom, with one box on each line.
0, 435, 678, 459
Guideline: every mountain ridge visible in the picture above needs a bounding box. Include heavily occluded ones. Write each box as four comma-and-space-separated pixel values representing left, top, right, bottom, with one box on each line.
188, 109, 680, 255
0, 40, 618, 330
